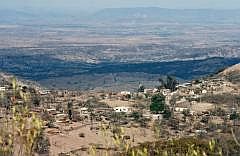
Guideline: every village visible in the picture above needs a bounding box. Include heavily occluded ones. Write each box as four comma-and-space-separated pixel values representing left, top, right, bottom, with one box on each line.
0, 72, 240, 155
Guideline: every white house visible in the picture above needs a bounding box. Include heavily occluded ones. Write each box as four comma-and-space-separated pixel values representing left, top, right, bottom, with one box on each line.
175, 107, 189, 112
195, 130, 207, 135
55, 114, 68, 123
161, 89, 171, 96
153, 88, 159, 93
202, 90, 207, 94
152, 114, 163, 120
113, 107, 132, 113
120, 91, 131, 96
39, 90, 51, 95
189, 90, 195, 95
79, 107, 89, 115
144, 89, 153, 94
175, 98, 191, 112
46, 108, 57, 115
0, 87, 6, 91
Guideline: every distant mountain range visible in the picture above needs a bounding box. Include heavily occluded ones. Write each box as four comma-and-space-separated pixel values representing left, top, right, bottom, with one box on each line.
0, 8, 88, 24
1, 7, 240, 90
93, 8, 240, 23
1, 7, 240, 24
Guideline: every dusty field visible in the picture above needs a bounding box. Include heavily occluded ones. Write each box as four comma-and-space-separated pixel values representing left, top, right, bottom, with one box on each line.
46, 122, 155, 156
191, 102, 214, 113
100, 99, 135, 107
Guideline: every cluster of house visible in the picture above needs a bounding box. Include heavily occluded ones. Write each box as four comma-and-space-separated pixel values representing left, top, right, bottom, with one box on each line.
1, 74, 239, 139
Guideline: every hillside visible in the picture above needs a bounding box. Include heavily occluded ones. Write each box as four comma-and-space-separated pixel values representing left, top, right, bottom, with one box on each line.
219, 63, 240, 84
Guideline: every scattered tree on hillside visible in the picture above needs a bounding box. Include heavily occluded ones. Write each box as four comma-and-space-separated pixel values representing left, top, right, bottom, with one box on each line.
158, 75, 178, 92
67, 100, 73, 120
34, 130, 50, 155
150, 94, 165, 114
230, 112, 239, 120
130, 111, 142, 121
163, 107, 172, 119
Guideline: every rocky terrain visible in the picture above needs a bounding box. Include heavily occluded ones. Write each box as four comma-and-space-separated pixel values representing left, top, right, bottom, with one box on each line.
219, 63, 240, 85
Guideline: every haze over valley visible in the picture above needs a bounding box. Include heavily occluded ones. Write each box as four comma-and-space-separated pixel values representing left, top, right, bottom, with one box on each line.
0, 7, 240, 90
2, 1, 240, 156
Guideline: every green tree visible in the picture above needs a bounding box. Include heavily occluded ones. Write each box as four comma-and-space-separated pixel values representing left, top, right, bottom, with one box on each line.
131, 111, 142, 121
163, 107, 172, 119
150, 94, 165, 114
67, 100, 73, 120
230, 112, 239, 120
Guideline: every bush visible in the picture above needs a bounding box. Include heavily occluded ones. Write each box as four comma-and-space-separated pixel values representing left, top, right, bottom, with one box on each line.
163, 108, 172, 119
79, 133, 85, 138
130, 111, 142, 121
34, 131, 50, 154
0, 106, 43, 156
126, 138, 225, 156
230, 112, 239, 120
150, 94, 165, 114
46, 117, 55, 128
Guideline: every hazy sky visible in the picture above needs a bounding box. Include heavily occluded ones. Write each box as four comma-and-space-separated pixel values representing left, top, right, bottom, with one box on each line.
2, 0, 240, 12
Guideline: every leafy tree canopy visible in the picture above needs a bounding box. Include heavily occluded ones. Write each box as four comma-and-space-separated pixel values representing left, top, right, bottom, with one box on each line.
150, 94, 165, 114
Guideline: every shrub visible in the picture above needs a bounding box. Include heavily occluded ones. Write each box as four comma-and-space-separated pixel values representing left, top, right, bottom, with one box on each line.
79, 133, 85, 138
150, 94, 165, 114
34, 131, 50, 154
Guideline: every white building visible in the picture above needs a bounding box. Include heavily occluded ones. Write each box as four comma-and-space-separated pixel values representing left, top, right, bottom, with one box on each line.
202, 89, 207, 94
113, 107, 132, 113
152, 114, 163, 120
175, 98, 191, 112
189, 90, 195, 95
144, 89, 153, 94
79, 107, 89, 115
0, 87, 6, 91
120, 91, 131, 96
153, 88, 159, 93
175, 107, 189, 112
39, 90, 51, 95
161, 89, 171, 96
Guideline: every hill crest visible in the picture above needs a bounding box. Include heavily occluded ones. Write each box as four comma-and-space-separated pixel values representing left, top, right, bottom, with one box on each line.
219, 63, 240, 84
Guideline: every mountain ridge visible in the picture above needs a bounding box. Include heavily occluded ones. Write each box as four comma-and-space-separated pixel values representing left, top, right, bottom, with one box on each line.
1, 7, 240, 24
93, 7, 240, 23
219, 63, 240, 84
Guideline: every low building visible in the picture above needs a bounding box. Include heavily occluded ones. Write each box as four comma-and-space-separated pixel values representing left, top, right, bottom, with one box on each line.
189, 90, 195, 95
175, 107, 189, 112
195, 130, 207, 136
79, 107, 89, 115
0, 86, 6, 91
175, 98, 191, 112
55, 113, 68, 123
46, 108, 57, 115
153, 88, 159, 93
161, 89, 171, 96
152, 114, 163, 120
144, 89, 153, 94
113, 106, 132, 113
39, 90, 51, 95
202, 89, 207, 94
120, 91, 131, 96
